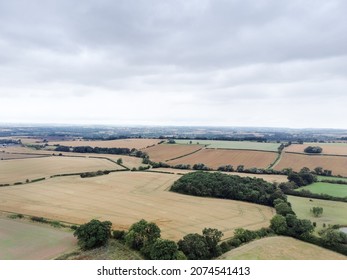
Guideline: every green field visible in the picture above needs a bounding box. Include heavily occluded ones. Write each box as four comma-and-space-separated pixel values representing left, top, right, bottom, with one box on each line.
288, 196, 347, 231
0, 217, 76, 259
173, 140, 280, 151
317, 175, 347, 182
299, 182, 347, 198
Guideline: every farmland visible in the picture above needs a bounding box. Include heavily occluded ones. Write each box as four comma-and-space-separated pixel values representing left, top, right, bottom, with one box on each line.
0, 171, 275, 241
317, 175, 347, 182
169, 149, 278, 169
49, 138, 161, 150
217, 236, 347, 260
0, 217, 76, 260
299, 182, 347, 198
0, 156, 123, 184
142, 144, 203, 162
174, 139, 280, 151
274, 152, 347, 177
288, 196, 347, 231
285, 143, 347, 156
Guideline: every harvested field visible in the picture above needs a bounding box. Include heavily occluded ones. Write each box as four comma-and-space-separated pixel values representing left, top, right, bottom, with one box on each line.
168, 149, 278, 169
0, 217, 76, 260
150, 168, 288, 184
288, 195, 347, 231
0, 172, 275, 241
49, 138, 161, 150
143, 144, 203, 162
285, 143, 347, 156
274, 152, 347, 177
0, 152, 49, 160
0, 156, 123, 184
217, 236, 347, 260
299, 182, 347, 198
175, 140, 280, 152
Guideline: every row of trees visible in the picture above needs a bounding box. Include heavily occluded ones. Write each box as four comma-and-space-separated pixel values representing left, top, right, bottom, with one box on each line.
170, 171, 286, 206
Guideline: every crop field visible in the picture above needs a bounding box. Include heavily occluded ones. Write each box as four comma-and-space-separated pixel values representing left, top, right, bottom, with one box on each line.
0, 172, 274, 241
150, 168, 288, 184
274, 152, 347, 177
174, 140, 280, 151
299, 182, 347, 198
285, 143, 347, 156
0, 156, 123, 184
0, 217, 76, 260
287, 196, 347, 230
217, 236, 347, 260
168, 149, 278, 169
0, 152, 49, 160
49, 138, 161, 150
143, 144, 203, 162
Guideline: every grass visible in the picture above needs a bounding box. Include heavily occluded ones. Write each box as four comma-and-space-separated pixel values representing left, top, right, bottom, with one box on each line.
299, 182, 347, 198
217, 236, 347, 260
56, 239, 143, 260
287, 195, 347, 231
317, 175, 347, 182
173, 140, 280, 152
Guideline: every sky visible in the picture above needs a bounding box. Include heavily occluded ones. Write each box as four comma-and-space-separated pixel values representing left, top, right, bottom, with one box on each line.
1, 0, 347, 129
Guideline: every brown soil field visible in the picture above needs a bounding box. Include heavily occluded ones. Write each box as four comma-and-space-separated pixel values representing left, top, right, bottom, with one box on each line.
218, 236, 347, 260
285, 143, 347, 156
0, 156, 123, 184
0, 172, 275, 241
150, 168, 288, 184
0, 152, 49, 160
143, 144, 204, 162
274, 152, 347, 176
0, 217, 76, 260
168, 149, 278, 169
49, 138, 161, 150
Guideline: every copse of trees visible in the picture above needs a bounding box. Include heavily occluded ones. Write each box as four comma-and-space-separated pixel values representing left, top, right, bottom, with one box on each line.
170, 172, 286, 207
304, 146, 323, 154
287, 168, 317, 187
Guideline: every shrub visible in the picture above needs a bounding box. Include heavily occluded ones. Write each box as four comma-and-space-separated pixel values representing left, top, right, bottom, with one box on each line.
113, 230, 126, 240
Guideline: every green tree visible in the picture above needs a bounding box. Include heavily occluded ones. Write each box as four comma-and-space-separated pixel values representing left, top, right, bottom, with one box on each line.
311, 207, 323, 217
73, 219, 112, 250
178, 233, 210, 260
117, 158, 123, 165
270, 215, 288, 235
149, 239, 180, 260
275, 202, 294, 216
202, 228, 224, 258
125, 219, 160, 250
319, 228, 347, 247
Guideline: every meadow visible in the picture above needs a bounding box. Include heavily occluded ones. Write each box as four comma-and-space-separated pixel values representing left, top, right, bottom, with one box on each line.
299, 182, 347, 198
287, 195, 347, 230
0, 171, 275, 241
174, 139, 280, 151
217, 236, 347, 260
0, 217, 76, 260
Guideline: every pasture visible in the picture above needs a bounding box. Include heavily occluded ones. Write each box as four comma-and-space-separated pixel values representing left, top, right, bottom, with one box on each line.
317, 175, 347, 182
49, 138, 161, 150
0, 171, 275, 241
174, 140, 280, 152
274, 152, 347, 177
285, 143, 347, 156
217, 236, 347, 260
143, 144, 203, 162
0, 156, 123, 184
168, 149, 278, 169
0, 217, 76, 260
299, 182, 347, 198
287, 196, 347, 230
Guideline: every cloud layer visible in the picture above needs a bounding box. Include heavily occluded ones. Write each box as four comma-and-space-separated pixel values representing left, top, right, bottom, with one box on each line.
1, 0, 347, 128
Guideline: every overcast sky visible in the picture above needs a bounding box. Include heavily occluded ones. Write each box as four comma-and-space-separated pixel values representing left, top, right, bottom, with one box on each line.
1, 0, 346, 129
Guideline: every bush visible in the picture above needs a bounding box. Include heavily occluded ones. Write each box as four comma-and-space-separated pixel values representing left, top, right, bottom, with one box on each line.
113, 230, 126, 240
149, 239, 180, 260
73, 219, 112, 250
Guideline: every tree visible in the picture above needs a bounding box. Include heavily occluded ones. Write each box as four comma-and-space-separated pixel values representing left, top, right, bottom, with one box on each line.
73, 219, 112, 250
275, 202, 294, 216
149, 239, 181, 260
311, 207, 323, 217
117, 158, 123, 165
270, 215, 288, 235
304, 146, 322, 154
236, 165, 244, 172
178, 233, 210, 260
125, 219, 161, 250
319, 228, 347, 247
314, 167, 323, 175
202, 228, 224, 258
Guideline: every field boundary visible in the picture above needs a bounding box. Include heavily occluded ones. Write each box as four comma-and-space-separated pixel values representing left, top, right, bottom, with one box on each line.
205, 148, 279, 154
165, 147, 204, 162
285, 151, 347, 158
